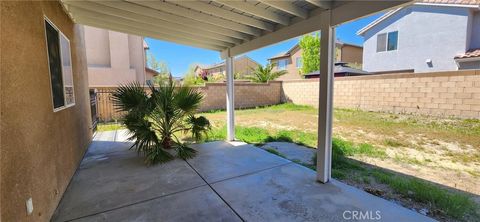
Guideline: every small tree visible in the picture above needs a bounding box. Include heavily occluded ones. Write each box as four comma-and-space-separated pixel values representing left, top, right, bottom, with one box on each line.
246, 64, 287, 83
299, 33, 320, 75
183, 63, 205, 86
112, 80, 211, 165
147, 52, 171, 86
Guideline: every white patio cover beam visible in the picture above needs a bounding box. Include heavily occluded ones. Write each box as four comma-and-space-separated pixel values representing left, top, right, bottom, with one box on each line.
129, 0, 262, 37
316, 11, 335, 183
213, 0, 290, 26
306, 0, 333, 9
221, 1, 411, 58
259, 0, 309, 19
225, 54, 235, 141
72, 10, 225, 51
65, 3, 239, 46
172, 1, 275, 31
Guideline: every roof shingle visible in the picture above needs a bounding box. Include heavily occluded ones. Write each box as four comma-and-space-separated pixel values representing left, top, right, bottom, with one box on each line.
455, 48, 480, 59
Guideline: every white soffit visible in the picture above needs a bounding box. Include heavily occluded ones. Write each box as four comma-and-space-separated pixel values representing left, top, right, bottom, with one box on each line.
60, 0, 413, 57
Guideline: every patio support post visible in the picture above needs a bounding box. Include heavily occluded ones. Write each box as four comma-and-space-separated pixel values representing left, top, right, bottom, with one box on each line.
316, 10, 335, 183
226, 53, 235, 141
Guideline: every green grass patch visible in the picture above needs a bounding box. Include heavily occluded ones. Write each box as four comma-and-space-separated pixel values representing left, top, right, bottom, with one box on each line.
370, 170, 478, 220
97, 123, 125, 132
208, 125, 386, 159
333, 137, 387, 159
383, 138, 408, 147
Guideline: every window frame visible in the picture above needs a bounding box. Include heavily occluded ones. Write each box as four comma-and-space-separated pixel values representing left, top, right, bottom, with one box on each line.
44, 16, 75, 112
296, 57, 302, 68
376, 31, 398, 53
277, 59, 288, 70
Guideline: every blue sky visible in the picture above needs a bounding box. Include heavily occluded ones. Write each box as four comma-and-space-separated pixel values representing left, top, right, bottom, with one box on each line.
145, 13, 383, 77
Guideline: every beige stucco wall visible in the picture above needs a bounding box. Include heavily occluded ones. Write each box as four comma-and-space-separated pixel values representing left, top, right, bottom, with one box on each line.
340, 45, 363, 64
281, 70, 480, 119
271, 46, 303, 80
84, 26, 146, 87
1, 1, 92, 221
196, 56, 259, 79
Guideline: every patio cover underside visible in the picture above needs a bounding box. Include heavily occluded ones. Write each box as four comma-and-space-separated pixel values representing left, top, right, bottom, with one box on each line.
60, 0, 411, 58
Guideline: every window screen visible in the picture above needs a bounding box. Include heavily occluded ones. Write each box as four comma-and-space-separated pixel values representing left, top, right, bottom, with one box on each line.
45, 20, 65, 109
376, 33, 387, 52
60, 34, 75, 106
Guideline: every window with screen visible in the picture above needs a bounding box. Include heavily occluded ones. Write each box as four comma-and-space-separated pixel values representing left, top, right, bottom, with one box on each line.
377, 31, 398, 52
376, 33, 387, 52
45, 18, 75, 111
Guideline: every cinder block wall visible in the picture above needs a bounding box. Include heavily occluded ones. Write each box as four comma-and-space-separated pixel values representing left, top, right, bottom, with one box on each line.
196, 81, 282, 111
281, 70, 480, 119
94, 81, 282, 122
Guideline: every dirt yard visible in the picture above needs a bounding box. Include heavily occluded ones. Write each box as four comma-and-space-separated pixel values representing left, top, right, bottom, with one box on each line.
202, 104, 480, 197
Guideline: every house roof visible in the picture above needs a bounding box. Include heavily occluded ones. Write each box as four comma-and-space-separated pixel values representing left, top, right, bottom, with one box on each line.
268, 40, 361, 60
196, 55, 260, 70
145, 67, 159, 75
304, 62, 371, 76
454, 48, 480, 59
356, 0, 480, 36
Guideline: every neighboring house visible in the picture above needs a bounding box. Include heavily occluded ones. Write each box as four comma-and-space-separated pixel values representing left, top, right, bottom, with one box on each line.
304, 62, 371, 79
357, 0, 480, 73
84, 26, 156, 87
194, 55, 260, 79
268, 41, 363, 80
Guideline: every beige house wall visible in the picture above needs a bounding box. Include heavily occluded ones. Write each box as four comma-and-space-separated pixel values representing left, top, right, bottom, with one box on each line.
195, 56, 259, 79
1, 1, 92, 221
339, 45, 363, 65
272, 46, 303, 80
282, 70, 480, 119
84, 26, 146, 87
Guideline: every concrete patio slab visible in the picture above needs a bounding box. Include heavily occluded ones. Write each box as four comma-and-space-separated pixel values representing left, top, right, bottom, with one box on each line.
72, 186, 242, 222
53, 130, 434, 222
211, 163, 435, 222
52, 142, 206, 221
85, 131, 131, 157
188, 141, 291, 183
261, 142, 316, 164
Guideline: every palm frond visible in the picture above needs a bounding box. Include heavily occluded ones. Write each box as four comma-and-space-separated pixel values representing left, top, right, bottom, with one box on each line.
246, 64, 286, 83
112, 82, 148, 112
174, 87, 203, 114
175, 143, 197, 160
185, 115, 211, 142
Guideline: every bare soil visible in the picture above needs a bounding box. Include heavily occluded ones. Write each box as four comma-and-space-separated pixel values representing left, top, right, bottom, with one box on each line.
203, 108, 480, 198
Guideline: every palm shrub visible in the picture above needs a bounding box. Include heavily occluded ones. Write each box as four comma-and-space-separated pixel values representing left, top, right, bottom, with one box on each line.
246, 64, 287, 83
112, 80, 211, 165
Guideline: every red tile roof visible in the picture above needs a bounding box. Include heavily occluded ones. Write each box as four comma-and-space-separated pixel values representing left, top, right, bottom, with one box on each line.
455, 49, 480, 59
421, 0, 480, 5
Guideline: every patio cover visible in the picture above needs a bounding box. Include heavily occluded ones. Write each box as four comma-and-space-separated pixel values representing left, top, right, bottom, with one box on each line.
59, 0, 413, 183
